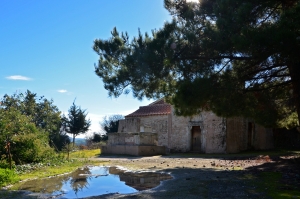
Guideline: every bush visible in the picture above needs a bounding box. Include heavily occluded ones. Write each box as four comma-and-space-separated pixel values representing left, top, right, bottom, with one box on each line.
11, 132, 56, 164
0, 168, 19, 187
0, 155, 15, 169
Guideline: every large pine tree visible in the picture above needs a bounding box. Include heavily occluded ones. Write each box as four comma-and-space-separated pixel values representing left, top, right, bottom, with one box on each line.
93, 0, 300, 129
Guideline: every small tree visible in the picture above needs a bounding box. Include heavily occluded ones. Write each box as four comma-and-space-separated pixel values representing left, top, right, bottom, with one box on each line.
101, 115, 124, 134
63, 102, 91, 147
0, 108, 55, 166
1, 90, 63, 149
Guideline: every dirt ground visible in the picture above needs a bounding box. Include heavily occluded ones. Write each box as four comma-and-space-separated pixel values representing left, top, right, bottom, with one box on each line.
1, 153, 300, 199
85, 153, 300, 199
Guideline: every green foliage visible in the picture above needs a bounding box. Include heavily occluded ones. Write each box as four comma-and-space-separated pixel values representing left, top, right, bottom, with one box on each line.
0, 91, 59, 167
0, 108, 56, 165
92, 133, 101, 142
11, 132, 55, 164
0, 90, 67, 151
0, 168, 19, 187
0, 155, 14, 169
62, 102, 91, 146
87, 132, 108, 143
101, 115, 124, 133
93, 0, 300, 129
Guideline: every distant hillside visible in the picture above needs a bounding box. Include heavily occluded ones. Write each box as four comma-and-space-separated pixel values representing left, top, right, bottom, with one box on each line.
69, 137, 87, 146
75, 138, 87, 145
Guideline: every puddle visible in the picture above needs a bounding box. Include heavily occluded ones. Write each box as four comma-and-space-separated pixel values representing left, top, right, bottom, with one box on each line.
12, 166, 172, 198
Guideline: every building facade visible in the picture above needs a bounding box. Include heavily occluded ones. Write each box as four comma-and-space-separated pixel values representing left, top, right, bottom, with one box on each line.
101, 99, 274, 155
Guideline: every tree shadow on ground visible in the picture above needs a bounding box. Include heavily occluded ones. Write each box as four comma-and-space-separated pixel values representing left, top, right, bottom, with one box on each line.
95, 152, 300, 199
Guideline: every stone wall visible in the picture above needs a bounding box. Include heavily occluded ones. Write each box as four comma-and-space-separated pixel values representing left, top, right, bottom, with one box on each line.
226, 118, 274, 153
115, 106, 274, 154
201, 112, 226, 153
169, 111, 191, 152
226, 117, 248, 153
253, 124, 274, 150
101, 145, 166, 156
169, 110, 226, 153
107, 132, 158, 146
103, 130, 166, 156
119, 115, 169, 147
118, 118, 140, 133
139, 115, 169, 148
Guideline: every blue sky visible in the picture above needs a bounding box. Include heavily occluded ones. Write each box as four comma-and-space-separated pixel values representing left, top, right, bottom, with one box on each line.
0, 0, 173, 136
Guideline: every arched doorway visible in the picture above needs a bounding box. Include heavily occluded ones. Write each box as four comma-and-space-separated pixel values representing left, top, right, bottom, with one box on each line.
191, 126, 201, 151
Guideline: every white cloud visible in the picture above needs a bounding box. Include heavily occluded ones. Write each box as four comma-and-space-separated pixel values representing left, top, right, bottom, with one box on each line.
6, 75, 32, 81
63, 113, 105, 138
57, 89, 67, 93
76, 113, 105, 138
186, 0, 199, 2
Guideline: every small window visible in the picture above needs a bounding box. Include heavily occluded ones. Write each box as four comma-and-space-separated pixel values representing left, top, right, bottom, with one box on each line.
140, 126, 144, 132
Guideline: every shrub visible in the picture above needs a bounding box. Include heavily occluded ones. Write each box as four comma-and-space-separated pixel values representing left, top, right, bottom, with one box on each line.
11, 132, 56, 164
0, 155, 15, 169
0, 168, 19, 187
79, 145, 88, 150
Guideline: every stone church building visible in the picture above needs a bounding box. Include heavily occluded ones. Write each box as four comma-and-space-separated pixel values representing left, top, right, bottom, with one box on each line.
101, 99, 274, 155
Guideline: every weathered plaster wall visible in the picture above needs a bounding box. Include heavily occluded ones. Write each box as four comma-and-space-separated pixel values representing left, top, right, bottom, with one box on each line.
107, 132, 158, 146
118, 118, 140, 133
201, 112, 226, 153
118, 115, 169, 147
169, 110, 226, 153
253, 124, 274, 150
170, 110, 191, 152
226, 117, 248, 153
116, 106, 273, 154
226, 118, 274, 153
101, 145, 166, 156
139, 115, 169, 147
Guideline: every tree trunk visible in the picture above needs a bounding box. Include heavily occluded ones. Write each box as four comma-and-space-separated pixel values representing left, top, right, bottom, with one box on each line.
73, 134, 75, 147
288, 63, 300, 131
67, 144, 70, 161
8, 142, 12, 170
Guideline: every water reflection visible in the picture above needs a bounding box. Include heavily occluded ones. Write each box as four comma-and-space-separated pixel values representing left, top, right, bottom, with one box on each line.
13, 166, 172, 198
69, 166, 91, 196
109, 167, 172, 191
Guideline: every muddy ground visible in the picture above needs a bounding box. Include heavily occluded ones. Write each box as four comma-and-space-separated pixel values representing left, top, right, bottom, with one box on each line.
86, 154, 300, 199
1, 153, 300, 199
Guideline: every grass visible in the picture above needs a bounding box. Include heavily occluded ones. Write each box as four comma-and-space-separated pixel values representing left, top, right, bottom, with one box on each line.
240, 170, 300, 198
0, 149, 107, 187
68, 149, 100, 159
17, 160, 96, 181
0, 168, 20, 187
16, 149, 104, 181
254, 172, 300, 199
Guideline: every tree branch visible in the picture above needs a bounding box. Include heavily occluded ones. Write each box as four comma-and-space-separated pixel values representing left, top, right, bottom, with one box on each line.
244, 80, 292, 92
175, 55, 253, 61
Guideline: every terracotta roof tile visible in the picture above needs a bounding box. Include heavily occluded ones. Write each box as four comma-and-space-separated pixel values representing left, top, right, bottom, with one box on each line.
126, 104, 171, 117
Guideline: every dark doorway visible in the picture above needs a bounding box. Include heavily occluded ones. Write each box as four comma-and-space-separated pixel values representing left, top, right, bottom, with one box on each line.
247, 122, 254, 149
191, 126, 201, 151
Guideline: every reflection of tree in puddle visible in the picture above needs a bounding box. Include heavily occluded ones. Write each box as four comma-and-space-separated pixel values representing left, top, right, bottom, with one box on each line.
13, 166, 172, 197
109, 167, 173, 191
15, 173, 69, 194
13, 167, 92, 195
69, 166, 91, 195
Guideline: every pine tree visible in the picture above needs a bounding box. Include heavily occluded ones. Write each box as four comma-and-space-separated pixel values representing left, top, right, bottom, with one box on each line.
63, 102, 91, 146
93, 0, 300, 129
